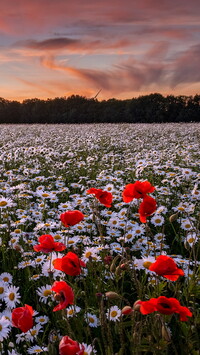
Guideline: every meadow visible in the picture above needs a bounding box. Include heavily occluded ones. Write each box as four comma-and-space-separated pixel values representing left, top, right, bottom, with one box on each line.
0, 123, 199, 355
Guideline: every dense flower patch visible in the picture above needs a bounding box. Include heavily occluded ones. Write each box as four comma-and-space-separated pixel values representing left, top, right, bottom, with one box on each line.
0, 123, 199, 354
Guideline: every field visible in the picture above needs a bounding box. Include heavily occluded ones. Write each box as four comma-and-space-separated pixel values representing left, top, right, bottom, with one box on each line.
0, 123, 199, 355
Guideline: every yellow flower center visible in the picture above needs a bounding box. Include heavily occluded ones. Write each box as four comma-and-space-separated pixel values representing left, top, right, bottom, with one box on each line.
3, 277, 9, 282
89, 317, 95, 323
0, 287, 4, 294
188, 238, 195, 243
30, 330, 37, 336
54, 235, 61, 240
14, 229, 21, 233
185, 224, 191, 229
43, 290, 52, 297
85, 252, 92, 258
155, 219, 161, 223
9, 292, 15, 301
135, 230, 141, 234
143, 261, 152, 269
0, 325, 2, 331
110, 310, 117, 317
68, 309, 74, 315
0, 201, 7, 207
42, 193, 49, 197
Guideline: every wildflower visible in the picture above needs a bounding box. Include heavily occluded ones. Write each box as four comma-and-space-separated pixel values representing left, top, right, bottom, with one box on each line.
122, 181, 155, 202
12, 304, 34, 332
137, 296, 192, 321
87, 188, 113, 207
149, 255, 184, 281
33, 234, 66, 253
151, 214, 165, 226
0, 281, 7, 299
36, 285, 53, 304
25, 324, 42, 342
4, 285, 21, 309
60, 210, 84, 227
106, 305, 121, 321
35, 315, 49, 325
0, 316, 11, 341
59, 335, 85, 355
51, 280, 74, 312
66, 305, 81, 318
53, 251, 86, 276
139, 195, 157, 223
27, 345, 48, 354
80, 343, 97, 354
0, 272, 13, 284
84, 312, 99, 327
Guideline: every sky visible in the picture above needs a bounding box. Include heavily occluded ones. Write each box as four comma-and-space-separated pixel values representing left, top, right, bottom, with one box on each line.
0, 0, 200, 102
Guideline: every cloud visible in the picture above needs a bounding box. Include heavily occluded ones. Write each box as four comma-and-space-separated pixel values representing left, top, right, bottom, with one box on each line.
170, 44, 200, 87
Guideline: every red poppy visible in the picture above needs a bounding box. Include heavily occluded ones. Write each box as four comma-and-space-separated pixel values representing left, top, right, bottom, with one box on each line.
178, 306, 193, 322
59, 336, 85, 355
33, 234, 66, 253
138, 195, 157, 223
87, 188, 112, 207
149, 255, 184, 281
137, 296, 192, 321
156, 296, 181, 315
122, 181, 155, 202
60, 210, 84, 228
136, 298, 158, 315
51, 281, 74, 312
53, 251, 86, 276
12, 304, 34, 332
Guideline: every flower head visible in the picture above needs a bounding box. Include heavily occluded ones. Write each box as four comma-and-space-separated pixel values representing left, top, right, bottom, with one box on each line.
87, 188, 112, 207
137, 296, 192, 321
51, 281, 74, 312
12, 304, 34, 332
139, 195, 157, 223
149, 255, 184, 281
122, 181, 155, 202
33, 234, 66, 253
53, 251, 86, 276
59, 335, 85, 355
60, 210, 84, 227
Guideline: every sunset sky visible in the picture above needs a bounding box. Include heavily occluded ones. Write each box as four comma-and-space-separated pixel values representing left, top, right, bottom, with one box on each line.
1, 0, 200, 102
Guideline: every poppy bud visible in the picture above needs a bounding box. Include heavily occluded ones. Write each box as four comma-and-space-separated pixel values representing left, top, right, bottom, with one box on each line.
161, 324, 171, 342
133, 300, 141, 311
169, 212, 179, 223
105, 291, 120, 300
121, 306, 133, 315
110, 255, 120, 273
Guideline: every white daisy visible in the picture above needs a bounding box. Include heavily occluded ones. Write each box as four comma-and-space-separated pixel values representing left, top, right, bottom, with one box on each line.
0, 316, 11, 341
66, 305, 81, 318
35, 315, 49, 325
106, 306, 121, 321
27, 345, 48, 353
181, 219, 193, 231
84, 312, 99, 327
0, 281, 7, 299
4, 285, 21, 309
80, 343, 97, 354
25, 324, 43, 342
0, 272, 13, 284
151, 214, 165, 226
36, 284, 53, 304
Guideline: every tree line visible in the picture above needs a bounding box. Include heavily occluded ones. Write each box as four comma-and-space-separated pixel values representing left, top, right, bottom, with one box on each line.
0, 93, 199, 124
